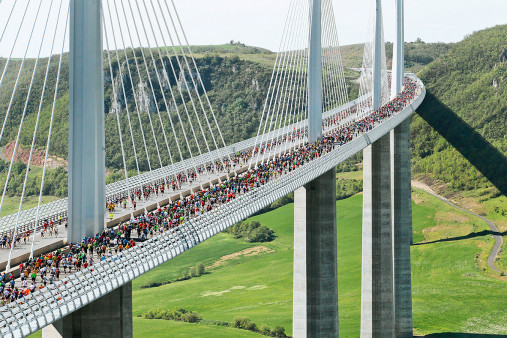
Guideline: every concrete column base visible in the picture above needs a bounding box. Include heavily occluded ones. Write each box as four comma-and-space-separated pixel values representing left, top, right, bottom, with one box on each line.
293, 169, 338, 337
361, 135, 395, 337
42, 282, 132, 338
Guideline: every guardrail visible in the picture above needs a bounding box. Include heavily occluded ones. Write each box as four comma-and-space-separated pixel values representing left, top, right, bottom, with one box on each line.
0, 75, 425, 337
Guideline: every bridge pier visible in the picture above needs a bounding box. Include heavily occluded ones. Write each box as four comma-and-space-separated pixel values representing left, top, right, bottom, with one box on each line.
391, 119, 413, 337
42, 282, 133, 338
293, 168, 338, 337
361, 135, 395, 337
391, 0, 413, 335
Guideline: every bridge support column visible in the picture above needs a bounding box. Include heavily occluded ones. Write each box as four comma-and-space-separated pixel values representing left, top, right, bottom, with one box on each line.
391, 0, 413, 334
42, 282, 133, 338
293, 168, 338, 337
361, 134, 395, 337
391, 119, 413, 337
68, 0, 106, 243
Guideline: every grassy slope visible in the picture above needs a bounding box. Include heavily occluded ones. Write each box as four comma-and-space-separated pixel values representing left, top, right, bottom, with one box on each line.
412, 25, 507, 196
340, 42, 451, 72
0, 163, 60, 216
130, 191, 506, 337
0, 195, 59, 217
339, 170, 507, 277
133, 318, 262, 337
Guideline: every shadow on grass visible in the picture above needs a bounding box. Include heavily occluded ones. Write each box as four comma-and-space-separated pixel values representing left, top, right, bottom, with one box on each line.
417, 91, 507, 196
413, 230, 506, 246
423, 333, 507, 338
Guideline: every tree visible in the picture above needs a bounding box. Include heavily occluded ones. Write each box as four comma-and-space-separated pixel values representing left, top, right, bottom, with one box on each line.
196, 263, 205, 276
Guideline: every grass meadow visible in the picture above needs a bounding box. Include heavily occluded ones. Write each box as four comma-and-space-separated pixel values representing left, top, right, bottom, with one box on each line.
129, 190, 506, 336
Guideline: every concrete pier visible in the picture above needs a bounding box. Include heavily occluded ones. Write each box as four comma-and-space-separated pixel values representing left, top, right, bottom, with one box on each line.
391, 119, 413, 337
361, 134, 395, 337
42, 282, 133, 338
293, 169, 338, 337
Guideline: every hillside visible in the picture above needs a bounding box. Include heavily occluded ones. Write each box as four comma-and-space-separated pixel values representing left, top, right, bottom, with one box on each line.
341, 41, 452, 72
412, 25, 507, 195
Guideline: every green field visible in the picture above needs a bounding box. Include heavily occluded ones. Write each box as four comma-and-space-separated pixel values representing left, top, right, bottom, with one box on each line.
129, 190, 506, 337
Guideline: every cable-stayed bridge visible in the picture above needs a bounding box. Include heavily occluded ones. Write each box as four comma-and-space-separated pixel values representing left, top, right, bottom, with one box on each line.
0, 0, 424, 337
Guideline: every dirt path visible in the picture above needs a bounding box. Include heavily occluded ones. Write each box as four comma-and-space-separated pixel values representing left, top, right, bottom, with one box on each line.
412, 180, 503, 274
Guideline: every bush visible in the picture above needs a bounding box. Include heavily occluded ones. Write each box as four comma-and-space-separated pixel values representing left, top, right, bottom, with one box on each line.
271, 326, 287, 337
182, 311, 201, 323
336, 179, 363, 200
260, 325, 272, 336
233, 317, 248, 328
226, 221, 275, 243
189, 267, 198, 277
233, 317, 257, 331
196, 263, 205, 276
189, 263, 205, 278
144, 311, 287, 337
142, 308, 201, 323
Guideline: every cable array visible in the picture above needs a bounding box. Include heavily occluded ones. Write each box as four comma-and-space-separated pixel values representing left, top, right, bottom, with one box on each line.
0, 0, 69, 268
250, 0, 349, 167
357, 0, 390, 117
101, 0, 232, 189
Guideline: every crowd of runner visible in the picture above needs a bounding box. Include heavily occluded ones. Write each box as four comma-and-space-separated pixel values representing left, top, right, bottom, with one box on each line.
0, 78, 420, 304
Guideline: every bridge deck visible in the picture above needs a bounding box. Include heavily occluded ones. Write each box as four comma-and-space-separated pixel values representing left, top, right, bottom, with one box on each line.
0, 102, 363, 271
0, 75, 425, 338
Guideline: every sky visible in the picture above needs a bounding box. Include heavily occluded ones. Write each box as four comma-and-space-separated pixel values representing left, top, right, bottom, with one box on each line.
176, 0, 507, 50
0, 0, 506, 57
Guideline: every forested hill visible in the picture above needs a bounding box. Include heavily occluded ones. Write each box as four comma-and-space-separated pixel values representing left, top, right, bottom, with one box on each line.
412, 24, 507, 194
0, 49, 275, 167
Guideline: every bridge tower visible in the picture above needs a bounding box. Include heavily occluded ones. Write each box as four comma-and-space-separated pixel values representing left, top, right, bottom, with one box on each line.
43, 1, 133, 337
360, 0, 396, 336
391, 0, 414, 336
293, 0, 339, 337
67, 0, 105, 244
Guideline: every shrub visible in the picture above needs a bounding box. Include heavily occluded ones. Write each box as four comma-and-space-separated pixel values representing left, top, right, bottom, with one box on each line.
182, 311, 201, 323
233, 317, 248, 328
196, 263, 205, 276
226, 221, 275, 243
271, 326, 287, 337
189, 266, 198, 277
179, 269, 190, 280
189, 263, 205, 277
142, 308, 201, 323
233, 317, 257, 331
336, 179, 363, 200
260, 325, 272, 336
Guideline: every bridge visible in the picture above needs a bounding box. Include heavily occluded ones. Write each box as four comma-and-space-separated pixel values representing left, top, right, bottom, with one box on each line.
0, 0, 423, 337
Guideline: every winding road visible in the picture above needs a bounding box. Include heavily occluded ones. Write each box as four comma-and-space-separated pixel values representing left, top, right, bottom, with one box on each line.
412, 181, 504, 274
